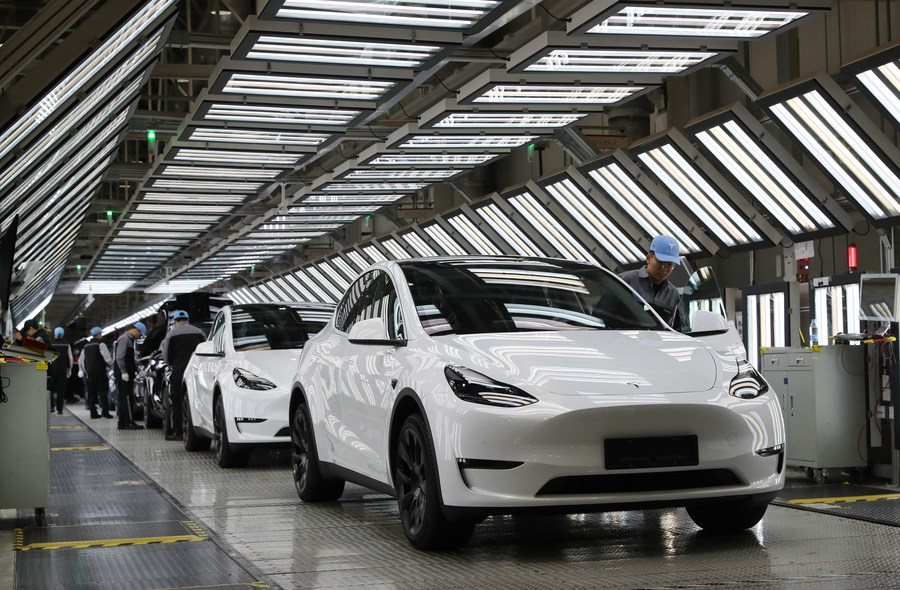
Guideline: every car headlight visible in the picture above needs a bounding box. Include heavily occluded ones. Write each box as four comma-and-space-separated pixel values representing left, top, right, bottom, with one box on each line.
232, 368, 276, 391
728, 360, 769, 399
444, 365, 538, 407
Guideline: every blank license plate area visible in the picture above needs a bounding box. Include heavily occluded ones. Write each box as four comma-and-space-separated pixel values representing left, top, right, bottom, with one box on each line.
604, 435, 699, 470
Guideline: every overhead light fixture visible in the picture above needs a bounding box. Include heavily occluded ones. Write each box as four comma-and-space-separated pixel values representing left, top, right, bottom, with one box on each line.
304, 192, 405, 204
843, 42, 900, 129
507, 32, 732, 74
142, 192, 245, 204
341, 169, 462, 180
136, 203, 234, 214
314, 260, 351, 290
395, 134, 539, 149
221, 72, 396, 101
168, 149, 300, 167
568, 0, 827, 38
266, 0, 505, 30
422, 222, 469, 255
445, 213, 503, 255
73, 280, 135, 295
541, 174, 645, 266
319, 182, 429, 192
759, 74, 900, 227
417, 98, 592, 129
184, 127, 330, 147
506, 188, 601, 265
245, 35, 442, 68
474, 201, 545, 257
364, 152, 499, 167
328, 255, 361, 281
378, 238, 412, 260
157, 165, 282, 179
148, 178, 263, 191
146, 278, 216, 294
583, 154, 705, 255
457, 70, 657, 105
688, 103, 848, 238
633, 135, 774, 247
198, 101, 363, 126
398, 230, 439, 257
305, 266, 345, 299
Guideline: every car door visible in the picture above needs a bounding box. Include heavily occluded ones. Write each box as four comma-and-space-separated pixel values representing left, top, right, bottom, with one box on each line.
337, 270, 403, 481
194, 308, 228, 432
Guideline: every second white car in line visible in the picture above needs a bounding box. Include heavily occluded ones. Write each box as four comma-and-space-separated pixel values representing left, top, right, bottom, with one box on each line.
182, 302, 334, 467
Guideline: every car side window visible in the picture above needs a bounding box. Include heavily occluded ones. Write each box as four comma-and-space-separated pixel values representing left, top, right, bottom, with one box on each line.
335, 271, 377, 333
210, 312, 226, 353
372, 273, 403, 340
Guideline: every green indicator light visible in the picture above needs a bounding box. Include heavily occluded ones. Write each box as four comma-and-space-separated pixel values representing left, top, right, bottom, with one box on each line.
147, 129, 157, 142
76, 264, 82, 273
106, 210, 113, 218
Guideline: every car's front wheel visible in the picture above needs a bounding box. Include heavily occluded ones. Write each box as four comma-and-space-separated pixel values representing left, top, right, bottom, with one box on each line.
214, 395, 248, 468
182, 392, 210, 452
291, 397, 344, 501
144, 378, 162, 429
394, 413, 475, 550
686, 499, 769, 532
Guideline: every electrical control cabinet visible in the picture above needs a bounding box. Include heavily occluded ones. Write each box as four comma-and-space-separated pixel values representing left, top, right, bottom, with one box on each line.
760, 346, 867, 479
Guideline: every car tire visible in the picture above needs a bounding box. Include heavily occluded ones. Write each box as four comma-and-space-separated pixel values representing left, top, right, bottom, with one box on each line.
394, 413, 475, 550
183, 392, 210, 452
290, 397, 344, 501
686, 499, 769, 532
214, 395, 248, 468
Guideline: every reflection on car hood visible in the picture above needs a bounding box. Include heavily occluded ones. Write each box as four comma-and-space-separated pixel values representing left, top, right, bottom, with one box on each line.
237, 349, 302, 388
435, 330, 718, 395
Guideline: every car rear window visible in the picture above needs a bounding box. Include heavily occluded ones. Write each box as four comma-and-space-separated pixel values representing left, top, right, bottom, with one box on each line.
231, 305, 331, 351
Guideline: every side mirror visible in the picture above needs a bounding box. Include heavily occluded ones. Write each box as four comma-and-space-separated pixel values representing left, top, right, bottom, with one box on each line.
194, 340, 225, 357
348, 317, 406, 346
688, 310, 729, 336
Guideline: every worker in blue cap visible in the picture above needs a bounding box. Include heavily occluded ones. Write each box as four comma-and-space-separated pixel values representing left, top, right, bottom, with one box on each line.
619, 235, 682, 326
114, 321, 147, 430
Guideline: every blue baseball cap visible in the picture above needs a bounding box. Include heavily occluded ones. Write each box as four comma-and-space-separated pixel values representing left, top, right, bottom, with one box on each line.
172, 310, 189, 320
90, 327, 102, 337
134, 321, 147, 337
650, 235, 681, 265
54, 327, 64, 338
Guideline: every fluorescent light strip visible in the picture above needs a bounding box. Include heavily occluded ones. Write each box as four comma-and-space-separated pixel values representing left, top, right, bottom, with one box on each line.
399, 231, 438, 257
344, 169, 459, 180
121, 221, 212, 231
117, 230, 202, 239
136, 203, 233, 214
589, 7, 807, 38
476, 203, 544, 256
423, 223, 468, 255
281, 274, 315, 302
186, 127, 329, 146
330, 256, 361, 281
146, 279, 216, 294
306, 266, 345, 299
269, 277, 301, 300
274, 0, 501, 29
142, 192, 246, 204
228, 288, 253, 304
321, 182, 428, 192
289, 205, 379, 214
362, 244, 388, 262
305, 193, 405, 204
223, 73, 394, 100
171, 149, 301, 166
473, 84, 645, 104
638, 145, 762, 245
695, 121, 833, 234
203, 103, 360, 125
379, 238, 412, 260
345, 250, 371, 271
587, 163, 700, 252
294, 269, 335, 302
129, 213, 220, 222
543, 177, 644, 265
149, 179, 263, 191
525, 50, 714, 73
265, 280, 293, 301
159, 166, 282, 179
369, 153, 496, 165
397, 134, 538, 149
446, 214, 502, 255
316, 261, 351, 290
73, 280, 136, 295
248, 36, 441, 68
508, 191, 600, 263
0, 0, 173, 162
856, 61, 900, 126
769, 91, 900, 219
432, 113, 586, 127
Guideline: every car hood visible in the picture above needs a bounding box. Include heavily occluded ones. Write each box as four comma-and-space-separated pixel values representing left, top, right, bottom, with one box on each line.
433, 330, 719, 395
235, 349, 302, 388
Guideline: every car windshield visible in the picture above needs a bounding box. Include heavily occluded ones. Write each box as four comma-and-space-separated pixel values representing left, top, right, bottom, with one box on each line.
231, 304, 331, 351
402, 258, 664, 336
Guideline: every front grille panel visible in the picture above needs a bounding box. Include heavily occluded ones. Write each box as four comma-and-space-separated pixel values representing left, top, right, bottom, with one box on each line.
536, 469, 741, 496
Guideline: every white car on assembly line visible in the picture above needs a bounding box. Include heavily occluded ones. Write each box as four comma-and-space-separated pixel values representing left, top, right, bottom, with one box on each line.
289, 256, 785, 549
182, 302, 334, 467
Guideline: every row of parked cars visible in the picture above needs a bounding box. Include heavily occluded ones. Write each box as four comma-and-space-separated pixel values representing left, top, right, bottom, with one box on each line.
151, 256, 786, 550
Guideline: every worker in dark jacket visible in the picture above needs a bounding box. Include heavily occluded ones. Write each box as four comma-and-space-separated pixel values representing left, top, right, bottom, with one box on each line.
159, 310, 205, 441
48, 327, 73, 415
114, 322, 146, 430
79, 327, 113, 419
619, 235, 682, 326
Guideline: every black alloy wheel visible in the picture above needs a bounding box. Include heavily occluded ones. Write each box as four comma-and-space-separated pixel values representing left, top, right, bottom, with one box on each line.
290, 398, 344, 501
182, 392, 210, 452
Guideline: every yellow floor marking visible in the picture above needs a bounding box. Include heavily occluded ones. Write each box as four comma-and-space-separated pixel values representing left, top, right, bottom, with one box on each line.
50, 425, 86, 429
51, 445, 108, 452
788, 493, 900, 505
17, 533, 207, 550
